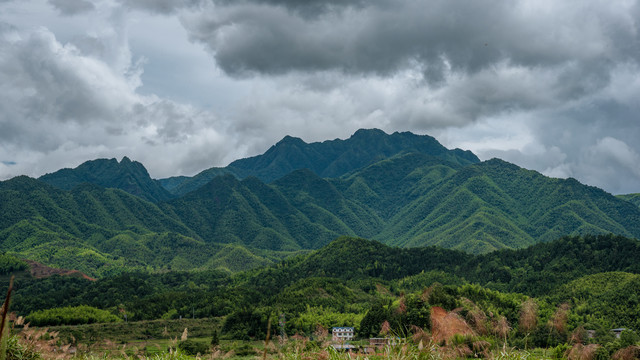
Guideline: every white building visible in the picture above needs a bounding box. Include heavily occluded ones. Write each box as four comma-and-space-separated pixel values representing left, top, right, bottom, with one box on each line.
332, 327, 354, 342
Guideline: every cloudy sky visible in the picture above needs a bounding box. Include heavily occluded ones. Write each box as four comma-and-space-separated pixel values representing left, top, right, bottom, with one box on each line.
1, 0, 639, 194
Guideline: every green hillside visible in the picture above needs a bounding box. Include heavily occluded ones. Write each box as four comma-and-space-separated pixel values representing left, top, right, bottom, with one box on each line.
376, 159, 640, 252
5, 234, 640, 356
2, 130, 640, 277
165, 154, 640, 255
227, 129, 479, 181
618, 193, 640, 207
161, 167, 236, 196
163, 174, 341, 251
0, 177, 285, 276
550, 272, 640, 330
240, 234, 640, 297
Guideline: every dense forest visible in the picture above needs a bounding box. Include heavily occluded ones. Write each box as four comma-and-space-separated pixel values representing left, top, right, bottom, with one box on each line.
2, 234, 639, 357
2, 130, 640, 279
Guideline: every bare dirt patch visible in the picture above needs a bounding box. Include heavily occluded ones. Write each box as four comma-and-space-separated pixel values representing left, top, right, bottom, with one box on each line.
24, 260, 96, 281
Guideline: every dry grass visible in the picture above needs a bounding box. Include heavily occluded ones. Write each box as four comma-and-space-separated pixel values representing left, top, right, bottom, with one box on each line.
566, 343, 600, 360
461, 299, 489, 336
518, 299, 537, 334
430, 307, 474, 345
550, 303, 570, 334
612, 345, 640, 360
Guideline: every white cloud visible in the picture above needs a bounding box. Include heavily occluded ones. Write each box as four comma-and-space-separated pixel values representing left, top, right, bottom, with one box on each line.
0, 20, 231, 180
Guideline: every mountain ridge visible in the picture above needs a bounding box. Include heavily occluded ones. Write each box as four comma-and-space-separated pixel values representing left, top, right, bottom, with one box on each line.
2, 129, 640, 275
163, 128, 480, 196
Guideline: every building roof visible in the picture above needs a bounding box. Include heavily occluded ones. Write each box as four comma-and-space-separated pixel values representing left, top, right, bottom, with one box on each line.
331, 344, 357, 350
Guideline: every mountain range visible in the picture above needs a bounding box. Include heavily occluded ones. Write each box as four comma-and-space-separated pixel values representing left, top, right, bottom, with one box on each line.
1, 128, 639, 276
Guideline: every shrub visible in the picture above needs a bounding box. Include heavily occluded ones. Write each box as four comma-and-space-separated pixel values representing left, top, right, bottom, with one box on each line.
25, 305, 121, 326
177, 339, 209, 355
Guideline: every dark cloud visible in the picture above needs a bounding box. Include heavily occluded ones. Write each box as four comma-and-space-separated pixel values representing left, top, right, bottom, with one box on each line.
186, 1, 640, 82
214, 0, 372, 18
117, 0, 203, 14
2, 0, 640, 195
48, 0, 95, 16
178, 0, 640, 195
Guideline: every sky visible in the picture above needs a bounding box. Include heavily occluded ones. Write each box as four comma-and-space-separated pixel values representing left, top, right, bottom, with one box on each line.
1, 0, 639, 195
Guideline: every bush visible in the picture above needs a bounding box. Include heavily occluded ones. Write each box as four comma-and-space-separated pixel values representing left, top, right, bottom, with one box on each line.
177, 339, 209, 355
221, 342, 255, 357
25, 305, 121, 326
592, 346, 609, 360
620, 330, 640, 348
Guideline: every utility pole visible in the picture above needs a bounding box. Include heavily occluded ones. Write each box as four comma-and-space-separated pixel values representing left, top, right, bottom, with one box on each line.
279, 313, 286, 340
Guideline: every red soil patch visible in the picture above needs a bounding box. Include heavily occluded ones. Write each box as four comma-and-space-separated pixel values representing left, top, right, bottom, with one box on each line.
430, 306, 475, 344
24, 260, 96, 281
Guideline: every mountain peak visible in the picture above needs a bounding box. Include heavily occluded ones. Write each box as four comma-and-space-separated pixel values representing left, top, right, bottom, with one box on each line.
276, 135, 306, 146
223, 128, 480, 184
351, 128, 388, 138
39, 157, 173, 202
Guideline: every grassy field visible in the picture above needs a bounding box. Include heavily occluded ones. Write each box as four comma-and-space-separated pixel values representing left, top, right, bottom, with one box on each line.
37, 317, 222, 344
12, 320, 566, 360
9, 309, 637, 359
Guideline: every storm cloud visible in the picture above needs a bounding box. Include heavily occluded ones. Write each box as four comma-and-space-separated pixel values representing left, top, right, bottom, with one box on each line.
1, 0, 640, 194
48, 0, 95, 15
186, 1, 639, 80
116, 0, 204, 14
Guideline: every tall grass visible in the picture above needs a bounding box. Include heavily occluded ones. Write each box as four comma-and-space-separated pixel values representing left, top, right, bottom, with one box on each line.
0, 276, 14, 360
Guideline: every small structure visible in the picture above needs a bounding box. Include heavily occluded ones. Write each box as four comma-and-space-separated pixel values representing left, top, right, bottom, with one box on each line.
369, 338, 389, 348
369, 337, 400, 348
612, 328, 627, 339
332, 327, 354, 342
331, 344, 357, 352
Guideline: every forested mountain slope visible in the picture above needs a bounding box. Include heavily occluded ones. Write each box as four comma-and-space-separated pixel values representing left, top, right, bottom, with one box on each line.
159, 154, 640, 253
618, 193, 640, 208
226, 128, 479, 181
377, 158, 640, 252
2, 130, 640, 276
0, 176, 286, 276
239, 234, 640, 298
161, 173, 372, 251
549, 272, 640, 330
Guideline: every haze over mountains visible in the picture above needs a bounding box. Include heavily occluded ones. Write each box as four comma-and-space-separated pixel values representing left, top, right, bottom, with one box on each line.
2, 129, 639, 276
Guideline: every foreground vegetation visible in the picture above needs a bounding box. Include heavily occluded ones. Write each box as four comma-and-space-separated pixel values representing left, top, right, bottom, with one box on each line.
5, 319, 640, 359
0, 234, 638, 359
